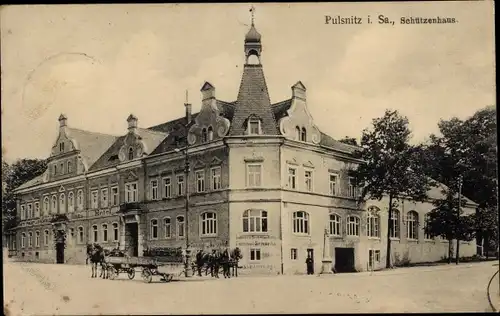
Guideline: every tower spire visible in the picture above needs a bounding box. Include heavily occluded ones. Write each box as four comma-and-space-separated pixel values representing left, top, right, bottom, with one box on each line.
250, 5, 255, 26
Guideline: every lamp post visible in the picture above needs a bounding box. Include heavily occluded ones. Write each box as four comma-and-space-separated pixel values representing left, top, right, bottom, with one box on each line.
180, 92, 192, 277
456, 174, 463, 265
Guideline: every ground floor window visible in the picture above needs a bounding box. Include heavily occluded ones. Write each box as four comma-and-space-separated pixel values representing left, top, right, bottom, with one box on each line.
290, 248, 298, 260
92, 225, 98, 243
368, 249, 381, 268
77, 227, 84, 244
44, 230, 49, 245
250, 248, 261, 261
112, 223, 119, 242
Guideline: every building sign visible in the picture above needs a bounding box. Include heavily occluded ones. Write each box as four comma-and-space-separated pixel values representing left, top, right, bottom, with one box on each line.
241, 264, 275, 270
190, 240, 229, 249
89, 207, 119, 218
18, 217, 52, 227
70, 211, 86, 220
235, 234, 278, 247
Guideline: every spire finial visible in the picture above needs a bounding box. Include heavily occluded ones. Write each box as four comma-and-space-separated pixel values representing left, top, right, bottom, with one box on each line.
250, 5, 255, 26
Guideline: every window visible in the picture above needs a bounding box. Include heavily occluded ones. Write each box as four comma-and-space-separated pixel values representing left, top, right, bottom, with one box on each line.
329, 214, 341, 236
59, 142, 64, 152
301, 127, 307, 142
164, 218, 172, 238
35, 231, 40, 247
59, 193, 66, 213
346, 216, 360, 236
367, 207, 380, 238
125, 183, 138, 202
295, 126, 301, 140
21, 233, 26, 248
92, 225, 98, 243
28, 232, 33, 248
424, 213, 432, 240
250, 248, 261, 261
102, 224, 108, 242
43, 197, 50, 215
211, 167, 221, 190
67, 161, 72, 173
27, 203, 33, 218
54, 164, 57, 175
150, 180, 159, 200
292, 211, 310, 235
34, 202, 40, 218
112, 223, 119, 242
291, 248, 298, 260
369, 249, 381, 268
67, 192, 74, 213
200, 212, 217, 236
248, 119, 260, 135
407, 211, 419, 240
347, 177, 357, 198
207, 126, 214, 141
77, 190, 84, 210
177, 175, 185, 196
163, 177, 172, 198
51, 195, 57, 213
20, 205, 26, 220
128, 147, 134, 160
329, 173, 338, 196
243, 209, 268, 233
44, 230, 50, 245
77, 227, 84, 244
247, 164, 262, 187
304, 170, 313, 192
111, 186, 119, 206
60, 163, 64, 174
177, 216, 185, 238
202, 128, 208, 143
288, 167, 297, 189
90, 190, 98, 208
195, 170, 205, 193
390, 209, 400, 238
101, 188, 108, 207
151, 219, 158, 239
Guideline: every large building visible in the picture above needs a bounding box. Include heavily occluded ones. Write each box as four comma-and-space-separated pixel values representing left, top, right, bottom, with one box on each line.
6, 21, 476, 275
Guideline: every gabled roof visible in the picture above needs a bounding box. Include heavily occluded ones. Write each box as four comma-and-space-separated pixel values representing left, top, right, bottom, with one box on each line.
426, 181, 477, 206
15, 172, 46, 191
66, 127, 119, 169
229, 64, 278, 135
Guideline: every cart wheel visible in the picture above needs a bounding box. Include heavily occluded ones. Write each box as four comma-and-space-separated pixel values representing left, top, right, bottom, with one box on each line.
128, 268, 135, 280
142, 268, 152, 283
108, 267, 117, 280
167, 274, 174, 282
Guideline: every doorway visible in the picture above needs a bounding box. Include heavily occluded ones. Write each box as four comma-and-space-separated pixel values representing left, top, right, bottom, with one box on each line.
56, 242, 65, 264
306, 248, 314, 274
334, 247, 355, 273
125, 223, 138, 257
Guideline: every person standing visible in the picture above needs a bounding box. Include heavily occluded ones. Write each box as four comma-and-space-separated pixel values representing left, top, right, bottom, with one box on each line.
306, 255, 314, 275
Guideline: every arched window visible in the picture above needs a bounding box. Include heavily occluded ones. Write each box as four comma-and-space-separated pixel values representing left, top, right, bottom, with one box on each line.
34, 202, 40, 218
207, 126, 214, 141
201, 128, 208, 143
329, 213, 341, 236
112, 223, 119, 242
102, 224, 108, 242
44, 230, 50, 245
92, 225, 98, 243
77, 190, 84, 210
292, 211, 310, 235
59, 193, 66, 213
128, 147, 134, 160
43, 197, 50, 216
150, 219, 158, 239
177, 216, 185, 238
28, 232, 33, 248
390, 209, 400, 238
346, 216, 360, 236
243, 209, 268, 233
51, 196, 57, 213
35, 231, 40, 247
67, 161, 72, 173
424, 213, 432, 240
406, 211, 419, 240
295, 126, 301, 140
20, 205, 26, 220
77, 226, 84, 244
164, 217, 171, 238
21, 233, 26, 248
366, 206, 380, 238
200, 212, 217, 236
67, 192, 74, 213
301, 127, 307, 142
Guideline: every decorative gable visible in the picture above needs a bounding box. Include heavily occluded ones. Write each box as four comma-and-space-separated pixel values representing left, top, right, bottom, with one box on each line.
124, 171, 138, 182
210, 157, 223, 166
193, 160, 206, 170
303, 160, 315, 168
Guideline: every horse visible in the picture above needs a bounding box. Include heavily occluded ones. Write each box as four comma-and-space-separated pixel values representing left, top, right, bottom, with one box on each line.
221, 249, 231, 278
229, 247, 243, 277
87, 243, 109, 279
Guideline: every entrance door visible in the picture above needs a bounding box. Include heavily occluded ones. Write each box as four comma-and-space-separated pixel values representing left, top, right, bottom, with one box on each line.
306, 248, 314, 274
334, 247, 355, 273
125, 223, 138, 257
56, 243, 65, 264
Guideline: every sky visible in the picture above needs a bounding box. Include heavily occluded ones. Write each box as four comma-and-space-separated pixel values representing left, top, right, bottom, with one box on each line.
1, 2, 496, 163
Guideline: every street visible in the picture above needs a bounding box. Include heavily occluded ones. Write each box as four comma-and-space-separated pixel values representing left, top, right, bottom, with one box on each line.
3, 260, 499, 315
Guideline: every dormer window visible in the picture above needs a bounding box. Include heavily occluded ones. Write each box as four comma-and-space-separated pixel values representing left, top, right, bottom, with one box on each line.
202, 128, 208, 143
128, 147, 134, 160
53, 165, 57, 175
248, 119, 261, 135
207, 126, 214, 141
301, 128, 307, 142
59, 142, 64, 153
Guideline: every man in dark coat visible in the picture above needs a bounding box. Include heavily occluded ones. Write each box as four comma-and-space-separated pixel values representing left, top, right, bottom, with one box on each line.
306, 255, 314, 275
195, 250, 204, 277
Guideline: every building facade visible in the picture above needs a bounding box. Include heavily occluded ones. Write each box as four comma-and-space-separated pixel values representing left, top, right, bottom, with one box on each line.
7, 22, 476, 274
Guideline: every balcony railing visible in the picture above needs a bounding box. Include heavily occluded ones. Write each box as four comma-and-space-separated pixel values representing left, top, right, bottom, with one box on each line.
119, 202, 144, 213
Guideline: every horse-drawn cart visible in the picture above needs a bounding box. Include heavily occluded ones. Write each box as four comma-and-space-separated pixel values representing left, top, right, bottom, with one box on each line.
105, 247, 186, 283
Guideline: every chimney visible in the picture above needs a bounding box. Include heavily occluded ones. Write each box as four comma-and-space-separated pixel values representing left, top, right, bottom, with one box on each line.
58, 114, 68, 128
127, 114, 138, 134
291, 81, 306, 100
184, 90, 192, 124
200, 81, 215, 101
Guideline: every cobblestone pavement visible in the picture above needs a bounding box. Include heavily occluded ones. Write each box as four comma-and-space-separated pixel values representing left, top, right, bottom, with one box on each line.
3, 260, 499, 315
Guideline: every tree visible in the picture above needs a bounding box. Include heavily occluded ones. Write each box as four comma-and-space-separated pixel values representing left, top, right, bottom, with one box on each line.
338, 136, 358, 146
2, 158, 47, 231
352, 110, 432, 269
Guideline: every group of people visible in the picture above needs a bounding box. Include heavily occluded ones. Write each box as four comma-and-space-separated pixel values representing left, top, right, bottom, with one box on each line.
193, 248, 242, 279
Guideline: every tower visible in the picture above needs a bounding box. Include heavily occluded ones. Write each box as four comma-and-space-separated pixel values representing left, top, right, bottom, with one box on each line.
245, 6, 262, 65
